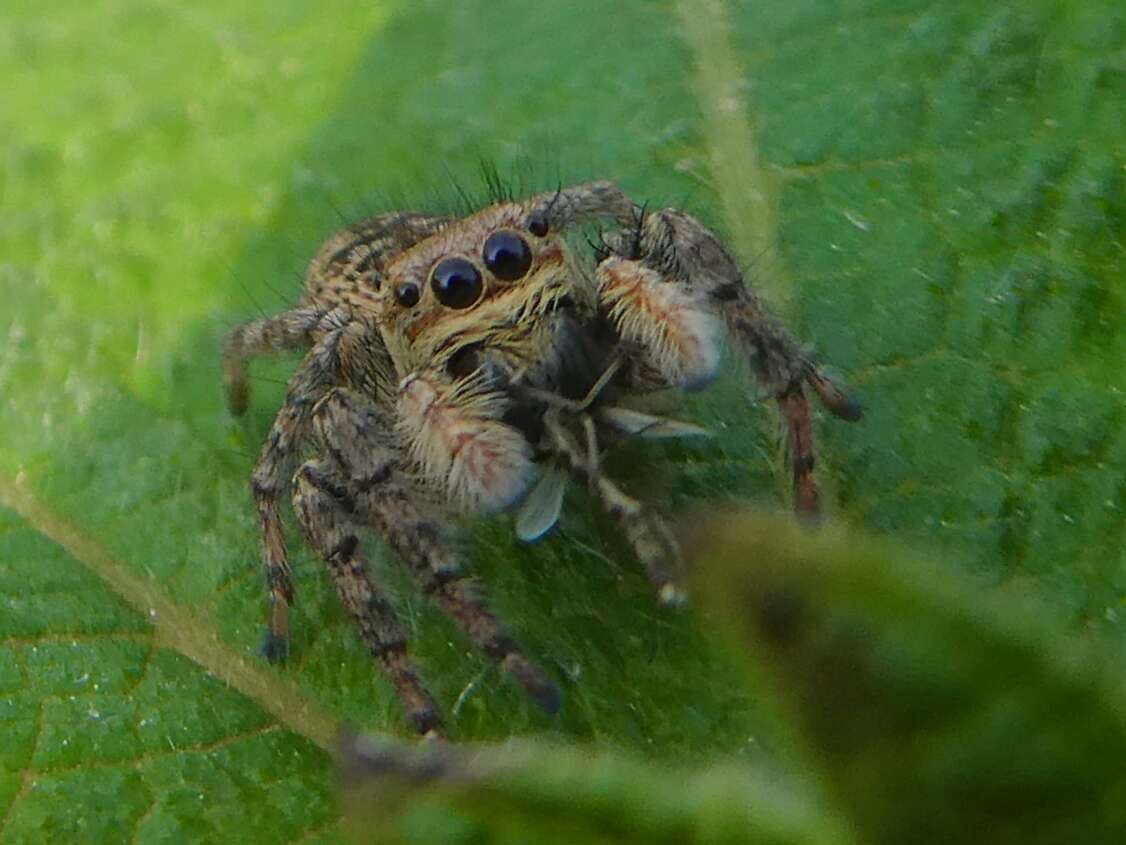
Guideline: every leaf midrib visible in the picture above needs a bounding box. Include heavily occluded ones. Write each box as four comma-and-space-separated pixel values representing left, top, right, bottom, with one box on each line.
0, 475, 338, 752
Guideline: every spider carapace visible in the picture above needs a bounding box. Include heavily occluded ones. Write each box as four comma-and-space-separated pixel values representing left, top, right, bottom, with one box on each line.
222, 180, 861, 735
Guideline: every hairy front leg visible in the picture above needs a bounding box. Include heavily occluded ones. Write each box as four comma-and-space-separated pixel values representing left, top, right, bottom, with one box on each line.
595, 205, 861, 518
396, 366, 537, 515
313, 387, 561, 714
292, 459, 442, 735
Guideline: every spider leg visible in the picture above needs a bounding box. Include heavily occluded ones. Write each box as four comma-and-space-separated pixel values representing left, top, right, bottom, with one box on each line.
250, 324, 352, 662
313, 387, 561, 714
725, 295, 859, 519
222, 306, 326, 415
525, 181, 637, 233
594, 204, 861, 519
292, 459, 442, 735
543, 411, 686, 604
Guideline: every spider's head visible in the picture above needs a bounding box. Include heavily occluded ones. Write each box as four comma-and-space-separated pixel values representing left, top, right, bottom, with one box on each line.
378, 199, 579, 370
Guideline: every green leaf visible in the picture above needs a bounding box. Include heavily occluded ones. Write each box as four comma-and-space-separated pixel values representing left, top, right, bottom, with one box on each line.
334, 511, 1126, 843
1, 0, 1122, 839
337, 734, 848, 845
0, 508, 335, 843
695, 510, 1126, 843
739, 1, 1126, 617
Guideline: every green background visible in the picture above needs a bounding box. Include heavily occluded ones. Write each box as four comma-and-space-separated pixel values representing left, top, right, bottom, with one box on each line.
1, 0, 1122, 841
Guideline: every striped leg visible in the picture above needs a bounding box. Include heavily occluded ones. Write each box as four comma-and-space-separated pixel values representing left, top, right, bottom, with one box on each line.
250, 328, 347, 662
596, 206, 861, 519
543, 412, 686, 605
312, 388, 561, 714
293, 460, 442, 735
222, 307, 325, 415
725, 295, 861, 520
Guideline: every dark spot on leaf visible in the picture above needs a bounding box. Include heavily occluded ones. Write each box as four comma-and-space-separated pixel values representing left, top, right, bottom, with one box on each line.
754, 585, 805, 647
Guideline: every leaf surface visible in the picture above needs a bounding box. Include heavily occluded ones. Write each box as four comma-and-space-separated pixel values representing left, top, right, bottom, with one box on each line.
696, 511, 1126, 844
1, 0, 1122, 840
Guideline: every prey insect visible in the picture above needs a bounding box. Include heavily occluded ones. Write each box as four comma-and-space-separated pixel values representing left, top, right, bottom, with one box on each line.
222, 180, 861, 735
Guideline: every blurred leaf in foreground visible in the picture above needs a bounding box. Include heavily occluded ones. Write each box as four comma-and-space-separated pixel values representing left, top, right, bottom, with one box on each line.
694, 511, 1126, 844
336, 506, 1126, 844
337, 732, 850, 845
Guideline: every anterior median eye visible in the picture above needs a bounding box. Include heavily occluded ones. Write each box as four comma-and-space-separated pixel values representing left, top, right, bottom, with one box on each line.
482, 230, 533, 282
430, 257, 484, 309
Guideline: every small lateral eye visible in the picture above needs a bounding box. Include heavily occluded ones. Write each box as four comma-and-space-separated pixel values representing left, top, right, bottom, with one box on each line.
526, 213, 549, 237
430, 257, 484, 309
482, 230, 533, 282
395, 282, 420, 307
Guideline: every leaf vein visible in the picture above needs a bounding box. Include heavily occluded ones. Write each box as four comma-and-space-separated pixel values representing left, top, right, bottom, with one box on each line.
0, 475, 339, 752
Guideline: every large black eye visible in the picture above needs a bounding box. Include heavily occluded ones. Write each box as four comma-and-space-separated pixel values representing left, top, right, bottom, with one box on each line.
482, 230, 533, 281
430, 257, 484, 309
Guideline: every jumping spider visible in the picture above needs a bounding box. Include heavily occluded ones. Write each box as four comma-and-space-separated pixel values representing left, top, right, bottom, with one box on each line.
222, 180, 861, 735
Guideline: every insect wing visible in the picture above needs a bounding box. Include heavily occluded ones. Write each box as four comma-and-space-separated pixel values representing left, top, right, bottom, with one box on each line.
596, 406, 713, 439
515, 467, 569, 543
